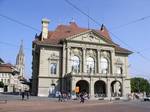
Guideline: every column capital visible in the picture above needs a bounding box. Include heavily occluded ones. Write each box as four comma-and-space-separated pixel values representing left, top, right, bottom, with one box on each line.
110, 50, 115, 53
97, 49, 101, 52
82, 47, 86, 50
66, 46, 71, 49
122, 77, 125, 81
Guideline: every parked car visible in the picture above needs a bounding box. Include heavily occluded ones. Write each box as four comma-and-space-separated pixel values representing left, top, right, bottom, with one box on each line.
55, 91, 60, 98
71, 92, 77, 100
143, 97, 150, 101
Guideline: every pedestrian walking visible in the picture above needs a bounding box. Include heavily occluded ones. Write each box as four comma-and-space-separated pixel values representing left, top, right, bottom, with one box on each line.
67, 92, 71, 100
80, 93, 85, 103
26, 91, 30, 99
21, 91, 25, 100
58, 91, 62, 102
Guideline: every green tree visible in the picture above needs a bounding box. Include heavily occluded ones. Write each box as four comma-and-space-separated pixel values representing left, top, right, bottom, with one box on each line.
0, 81, 4, 87
131, 77, 150, 93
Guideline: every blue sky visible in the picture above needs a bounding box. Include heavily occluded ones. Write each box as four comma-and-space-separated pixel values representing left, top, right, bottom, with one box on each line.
0, 0, 150, 79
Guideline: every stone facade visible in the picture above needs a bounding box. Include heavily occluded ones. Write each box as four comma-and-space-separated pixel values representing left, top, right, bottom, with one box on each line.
0, 41, 28, 93
0, 63, 19, 92
32, 19, 132, 99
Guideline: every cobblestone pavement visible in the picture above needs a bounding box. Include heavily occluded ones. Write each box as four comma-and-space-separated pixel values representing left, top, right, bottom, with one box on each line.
0, 94, 150, 112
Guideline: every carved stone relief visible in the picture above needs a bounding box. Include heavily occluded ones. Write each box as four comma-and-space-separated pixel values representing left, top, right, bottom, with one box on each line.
116, 58, 123, 65
81, 32, 99, 42
86, 49, 96, 57
71, 48, 82, 56
101, 51, 110, 58
48, 52, 59, 60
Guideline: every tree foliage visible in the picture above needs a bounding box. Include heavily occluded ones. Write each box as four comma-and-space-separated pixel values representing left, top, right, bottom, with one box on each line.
131, 77, 150, 93
0, 81, 4, 87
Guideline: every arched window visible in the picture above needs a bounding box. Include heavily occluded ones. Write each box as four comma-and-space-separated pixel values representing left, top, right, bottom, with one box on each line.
71, 56, 80, 73
86, 57, 95, 74
100, 57, 109, 74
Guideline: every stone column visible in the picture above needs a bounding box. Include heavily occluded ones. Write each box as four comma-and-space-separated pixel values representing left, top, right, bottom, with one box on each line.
67, 47, 71, 73
125, 56, 128, 77
62, 44, 66, 92
106, 78, 111, 99
97, 49, 100, 73
62, 44, 66, 77
71, 77, 76, 92
90, 78, 95, 99
122, 78, 126, 97
111, 50, 115, 75
82, 48, 86, 73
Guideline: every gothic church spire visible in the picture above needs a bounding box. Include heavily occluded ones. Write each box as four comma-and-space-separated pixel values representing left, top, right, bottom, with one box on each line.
16, 40, 25, 78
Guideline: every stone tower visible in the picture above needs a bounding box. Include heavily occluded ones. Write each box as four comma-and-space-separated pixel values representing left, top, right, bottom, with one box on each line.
16, 40, 25, 78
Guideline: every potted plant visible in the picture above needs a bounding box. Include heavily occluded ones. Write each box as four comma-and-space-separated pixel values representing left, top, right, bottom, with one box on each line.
0, 81, 4, 92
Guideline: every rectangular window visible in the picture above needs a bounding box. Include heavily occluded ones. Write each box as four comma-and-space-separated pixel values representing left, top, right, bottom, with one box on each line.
50, 63, 57, 75
8, 79, 10, 83
87, 65, 90, 73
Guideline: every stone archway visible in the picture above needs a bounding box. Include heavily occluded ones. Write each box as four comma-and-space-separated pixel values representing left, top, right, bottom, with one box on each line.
111, 80, 122, 97
76, 80, 89, 93
94, 80, 106, 97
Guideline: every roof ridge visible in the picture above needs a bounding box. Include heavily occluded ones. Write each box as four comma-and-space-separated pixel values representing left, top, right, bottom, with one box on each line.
37, 22, 115, 46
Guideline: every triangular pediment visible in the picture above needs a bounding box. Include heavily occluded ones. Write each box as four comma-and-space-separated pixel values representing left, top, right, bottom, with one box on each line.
66, 30, 111, 45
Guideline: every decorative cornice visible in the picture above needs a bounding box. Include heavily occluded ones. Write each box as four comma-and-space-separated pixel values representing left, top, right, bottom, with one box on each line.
38, 76, 60, 78
86, 49, 96, 57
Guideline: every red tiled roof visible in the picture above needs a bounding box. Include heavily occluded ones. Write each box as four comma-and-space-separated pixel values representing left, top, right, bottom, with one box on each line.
0, 63, 14, 73
115, 46, 133, 54
34, 22, 132, 54
46, 22, 88, 44
36, 22, 112, 44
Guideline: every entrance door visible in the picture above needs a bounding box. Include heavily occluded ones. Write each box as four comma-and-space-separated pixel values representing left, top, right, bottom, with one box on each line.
76, 80, 89, 93
94, 80, 106, 97
4, 85, 8, 92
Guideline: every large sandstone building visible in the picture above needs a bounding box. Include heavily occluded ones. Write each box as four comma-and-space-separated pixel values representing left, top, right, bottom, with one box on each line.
32, 19, 132, 99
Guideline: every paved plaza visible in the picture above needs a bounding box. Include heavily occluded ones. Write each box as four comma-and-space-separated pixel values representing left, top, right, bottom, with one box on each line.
0, 94, 150, 112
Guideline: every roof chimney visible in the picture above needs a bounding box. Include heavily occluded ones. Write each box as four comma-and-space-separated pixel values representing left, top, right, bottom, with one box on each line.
41, 18, 50, 40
